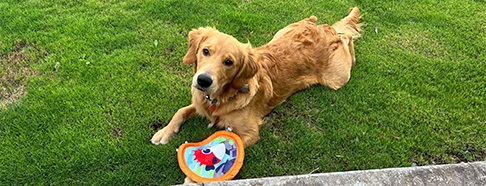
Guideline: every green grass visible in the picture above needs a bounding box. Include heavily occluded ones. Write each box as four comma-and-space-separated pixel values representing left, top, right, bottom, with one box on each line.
1, 0, 485, 185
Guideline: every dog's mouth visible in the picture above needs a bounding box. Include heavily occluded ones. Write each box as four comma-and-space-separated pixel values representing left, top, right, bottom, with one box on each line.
194, 84, 208, 92
193, 81, 217, 100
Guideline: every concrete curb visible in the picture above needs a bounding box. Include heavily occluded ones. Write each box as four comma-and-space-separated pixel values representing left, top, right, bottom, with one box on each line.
188, 161, 486, 186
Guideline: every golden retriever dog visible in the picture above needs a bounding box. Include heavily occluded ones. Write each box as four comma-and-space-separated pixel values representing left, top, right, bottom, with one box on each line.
152, 8, 362, 149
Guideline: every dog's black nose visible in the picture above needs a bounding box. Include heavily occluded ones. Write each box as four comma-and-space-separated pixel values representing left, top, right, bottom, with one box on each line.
197, 74, 213, 88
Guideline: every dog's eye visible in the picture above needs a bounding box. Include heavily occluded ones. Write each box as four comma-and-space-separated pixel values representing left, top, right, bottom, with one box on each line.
202, 49, 210, 56
224, 59, 233, 66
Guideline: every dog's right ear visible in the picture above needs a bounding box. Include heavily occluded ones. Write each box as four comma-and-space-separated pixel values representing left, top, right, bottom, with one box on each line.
183, 27, 211, 64
231, 43, 259, 90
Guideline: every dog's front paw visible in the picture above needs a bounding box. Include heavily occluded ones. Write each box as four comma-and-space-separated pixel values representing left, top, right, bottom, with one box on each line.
151, 126, 177, 145
207, 122, 215, 128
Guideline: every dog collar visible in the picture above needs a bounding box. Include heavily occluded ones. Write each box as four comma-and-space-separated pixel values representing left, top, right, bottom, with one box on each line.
205, 84, 249, 112
205, 95, 218, 112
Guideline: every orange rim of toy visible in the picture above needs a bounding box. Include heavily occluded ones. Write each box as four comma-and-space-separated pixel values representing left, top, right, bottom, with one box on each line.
177, 130, 245, 183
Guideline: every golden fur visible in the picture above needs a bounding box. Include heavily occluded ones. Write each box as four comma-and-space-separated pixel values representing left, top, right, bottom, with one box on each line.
152, 7, 362, 148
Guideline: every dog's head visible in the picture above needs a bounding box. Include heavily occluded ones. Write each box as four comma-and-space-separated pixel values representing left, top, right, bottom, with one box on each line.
182, 27, 259, 98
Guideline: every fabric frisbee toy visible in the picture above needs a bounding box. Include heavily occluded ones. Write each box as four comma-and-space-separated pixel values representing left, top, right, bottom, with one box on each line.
177, 130, 244, 183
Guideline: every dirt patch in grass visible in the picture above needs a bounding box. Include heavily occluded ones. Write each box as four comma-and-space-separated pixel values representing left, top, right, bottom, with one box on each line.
1, 40, 45, 109
263, 116, 284, 137
150, 119, 165, 131
112, 127, 124, 139
413, 145, 486, 166
382, 29, 451, 60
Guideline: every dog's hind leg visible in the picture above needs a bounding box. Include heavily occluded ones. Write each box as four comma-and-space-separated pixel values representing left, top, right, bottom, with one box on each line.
331, 7, 362, 41
331, 7, 362, 66
151, 104, 196, 145
317, 32, 354, 90
318, 8, 362, 90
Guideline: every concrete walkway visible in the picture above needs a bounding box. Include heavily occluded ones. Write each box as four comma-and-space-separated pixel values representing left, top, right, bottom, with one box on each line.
189, 161, 486, 186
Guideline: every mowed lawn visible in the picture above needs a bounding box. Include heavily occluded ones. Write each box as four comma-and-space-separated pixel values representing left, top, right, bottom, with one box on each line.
1, 0, 485, 185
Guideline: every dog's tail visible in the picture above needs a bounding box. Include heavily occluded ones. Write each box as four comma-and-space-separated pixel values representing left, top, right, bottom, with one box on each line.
332, 7, 362, 40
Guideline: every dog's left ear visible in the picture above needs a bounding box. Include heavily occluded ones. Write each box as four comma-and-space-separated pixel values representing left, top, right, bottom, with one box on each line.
183, 27, 212, 64
232, 43, 259, 90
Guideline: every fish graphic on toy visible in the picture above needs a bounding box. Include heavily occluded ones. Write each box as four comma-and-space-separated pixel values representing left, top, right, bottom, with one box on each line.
177, 130, 244, 183
193, 143, 228, 171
